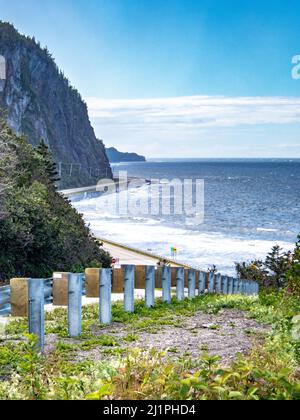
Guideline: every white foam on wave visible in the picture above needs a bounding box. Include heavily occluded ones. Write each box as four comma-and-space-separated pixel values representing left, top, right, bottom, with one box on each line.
74, 194, 294, 276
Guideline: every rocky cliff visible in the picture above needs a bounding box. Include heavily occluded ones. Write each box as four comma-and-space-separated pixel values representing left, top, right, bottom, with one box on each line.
106, 147, 146, 163
0, 22, 112, 188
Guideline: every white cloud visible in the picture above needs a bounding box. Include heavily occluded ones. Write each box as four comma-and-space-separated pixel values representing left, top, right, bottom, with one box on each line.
87, 95, 300, 129
86, 95, 300, 157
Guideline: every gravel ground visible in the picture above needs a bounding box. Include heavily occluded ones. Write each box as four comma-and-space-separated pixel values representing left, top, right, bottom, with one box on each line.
47, 309, 270, 366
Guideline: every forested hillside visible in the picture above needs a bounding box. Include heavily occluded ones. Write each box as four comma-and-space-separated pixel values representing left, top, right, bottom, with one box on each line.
0, 116, 111, 283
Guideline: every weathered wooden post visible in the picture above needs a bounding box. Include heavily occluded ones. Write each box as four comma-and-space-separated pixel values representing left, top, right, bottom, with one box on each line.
85, 268, 101, 298
100, 269, 112, 325
199, 272, 206, 295
145, 266, 155, 308
208, 272, 215, 294
188, 269, 196, 300
28, 279, 45, 353
136, 266, 146, 289
53, 272, 70, 306
10, 278, 29, 317
216, 274, 222, 294
112, 268, 124, 293
68, 273, 82, 338
123, 265, 135, 313
162, 266, 171, 304
195, 271, 199, 294
176, 267, 185, 302
227, 277, 234, 295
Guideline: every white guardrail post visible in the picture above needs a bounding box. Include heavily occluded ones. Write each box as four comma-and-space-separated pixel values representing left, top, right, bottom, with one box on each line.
162, 266, 172, 304
208, 272, 215, 294
145, 266, 155, 308
199, 272, 206, 295
68, 273, 83, 337
123, 265, 135, 313
216, 274, 222, 294
188, 269, 196, 300
100, 269, 112, 325
28, 279, 45, 353
176, 267, 185, 302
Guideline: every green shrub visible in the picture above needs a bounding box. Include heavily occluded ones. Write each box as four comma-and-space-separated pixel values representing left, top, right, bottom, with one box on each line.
0, 117, 111, 282
1, 293, 300, 400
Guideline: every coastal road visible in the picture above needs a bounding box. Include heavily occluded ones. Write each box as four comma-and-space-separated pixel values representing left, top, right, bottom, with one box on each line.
99, 238, 186, 268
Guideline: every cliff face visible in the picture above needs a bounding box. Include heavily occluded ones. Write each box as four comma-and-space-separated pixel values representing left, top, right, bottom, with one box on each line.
106, 147, 146, 163
0, 22, 112, 188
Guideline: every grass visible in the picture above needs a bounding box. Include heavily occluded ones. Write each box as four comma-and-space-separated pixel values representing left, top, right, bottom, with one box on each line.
0, 292, 300, 400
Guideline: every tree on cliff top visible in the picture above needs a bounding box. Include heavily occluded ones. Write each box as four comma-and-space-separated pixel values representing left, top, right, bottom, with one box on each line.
0, 116, 111, 282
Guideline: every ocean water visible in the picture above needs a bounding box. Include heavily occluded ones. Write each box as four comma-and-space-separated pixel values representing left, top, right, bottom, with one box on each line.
73, 159, 300, 275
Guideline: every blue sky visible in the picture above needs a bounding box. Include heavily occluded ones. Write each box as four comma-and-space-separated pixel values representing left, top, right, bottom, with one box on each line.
1, 0, 300, 157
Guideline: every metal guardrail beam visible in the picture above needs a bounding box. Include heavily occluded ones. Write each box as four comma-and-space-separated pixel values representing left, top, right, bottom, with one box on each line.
1, 270, 259, 318
0, 286, 11, 317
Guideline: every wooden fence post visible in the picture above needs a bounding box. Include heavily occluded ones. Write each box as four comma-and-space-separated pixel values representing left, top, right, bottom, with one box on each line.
68, 273, 82, 337
85, 268, 101, 298
162, 266, 171, 304
136, 266, 146, 289
145, 266, 155, 308
100, 269, 112, 325
195, 271, 199, 293
176, 267, 185, 302
216, 274, 222, 294
53, 272, 70, 306
171, 268, 177, 288
10, 278, 29, 317
188, 269, 196, 300
156, 267, 163, 289
112, 268, 124, 293
208, 272, 215, 294
28, 279, 45, 353
199, 272, 206, 295
123, 265, 135, 313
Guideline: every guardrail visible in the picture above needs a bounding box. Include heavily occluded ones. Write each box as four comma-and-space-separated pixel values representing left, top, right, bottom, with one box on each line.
0, 286, 11, 316
0, 276, 86, 317
0, 266, 259, 353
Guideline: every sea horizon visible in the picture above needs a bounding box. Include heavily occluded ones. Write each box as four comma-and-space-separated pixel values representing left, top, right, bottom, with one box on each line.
75, 159, 300, 276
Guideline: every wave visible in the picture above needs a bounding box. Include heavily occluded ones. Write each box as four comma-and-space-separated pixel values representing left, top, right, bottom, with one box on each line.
74, 193, 294, 276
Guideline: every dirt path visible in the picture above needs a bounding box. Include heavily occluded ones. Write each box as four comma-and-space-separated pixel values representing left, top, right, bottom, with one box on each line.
52, 309, 269, 366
